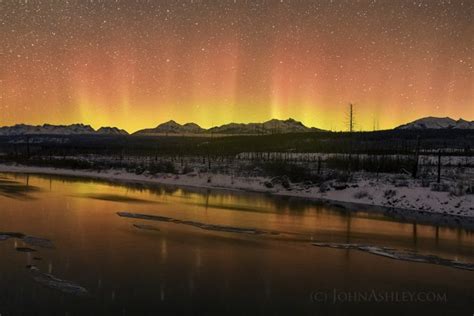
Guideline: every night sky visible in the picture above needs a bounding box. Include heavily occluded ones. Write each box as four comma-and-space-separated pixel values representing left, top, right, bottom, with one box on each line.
2, 0, 473, 132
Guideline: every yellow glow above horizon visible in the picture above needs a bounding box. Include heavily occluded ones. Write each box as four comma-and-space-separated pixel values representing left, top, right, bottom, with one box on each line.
2, 1, 473, 133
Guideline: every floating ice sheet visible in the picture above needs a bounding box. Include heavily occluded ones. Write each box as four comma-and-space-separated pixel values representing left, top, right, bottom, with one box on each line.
312, 242, 474, 271
23, 236, 55, 249
133, 223, 161, 232
2, 232, 86, 296
0, 232, 26, 240
0, 232, 54, 248
16, 247, 37, 252
118, 211, 280, 235
29, 266, 88, 296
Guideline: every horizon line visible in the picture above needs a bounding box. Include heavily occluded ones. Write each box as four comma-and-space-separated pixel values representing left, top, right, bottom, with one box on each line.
1, 115, 472, 134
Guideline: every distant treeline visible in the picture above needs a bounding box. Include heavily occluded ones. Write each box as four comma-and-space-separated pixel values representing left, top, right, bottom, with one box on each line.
0, 129, 472, 158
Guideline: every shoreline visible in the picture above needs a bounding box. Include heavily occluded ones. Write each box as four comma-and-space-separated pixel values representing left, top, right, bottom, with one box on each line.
0, 163, 473, 230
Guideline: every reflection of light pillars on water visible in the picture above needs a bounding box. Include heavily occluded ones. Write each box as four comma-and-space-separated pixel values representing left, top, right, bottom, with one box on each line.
264, 277, 272, 301
160, 239, 167, 262
189, 247, 202, 295
160, 283, 165, 301
188, 274, 195, 295
26, 250, 32, 265
195, 247, 202, 272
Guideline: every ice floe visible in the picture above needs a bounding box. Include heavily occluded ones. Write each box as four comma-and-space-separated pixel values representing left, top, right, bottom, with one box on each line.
133, 223, 161, 232
16, 247, 37, 252
23, 236, 55, 249
0, 232, 26, 239
118, 211, 280, 235
1, 232, 87, 296
29, 266, 88, 296
312, 242, 474, 271
0, 232, 54, 248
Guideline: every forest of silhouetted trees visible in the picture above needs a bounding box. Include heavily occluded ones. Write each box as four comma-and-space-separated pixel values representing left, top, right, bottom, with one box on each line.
0, 129, 472, 158
0, 129, 472, 180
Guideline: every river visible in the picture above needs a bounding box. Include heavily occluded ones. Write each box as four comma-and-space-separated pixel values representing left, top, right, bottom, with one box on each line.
0, 172, 472, 315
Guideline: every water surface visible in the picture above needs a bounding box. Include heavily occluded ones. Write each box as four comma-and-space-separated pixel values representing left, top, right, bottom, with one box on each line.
0, 173, 473, 315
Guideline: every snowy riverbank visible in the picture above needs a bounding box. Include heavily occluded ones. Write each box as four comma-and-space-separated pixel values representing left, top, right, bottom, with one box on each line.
0, 163, 473, 229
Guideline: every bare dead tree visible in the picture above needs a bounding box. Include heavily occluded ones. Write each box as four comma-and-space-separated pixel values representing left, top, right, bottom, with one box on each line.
372, 115, 380, 132
346, 103, 356, 172
346, 103, 355, 133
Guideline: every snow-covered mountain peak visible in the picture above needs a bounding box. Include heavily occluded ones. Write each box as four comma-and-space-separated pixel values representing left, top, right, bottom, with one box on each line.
0, 124, 129, 136
396, 117, 474, 129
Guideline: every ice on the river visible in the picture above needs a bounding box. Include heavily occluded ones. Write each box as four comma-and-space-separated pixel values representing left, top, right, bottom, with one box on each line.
118, 211, 280, 235
23, 236, 55, 248
133, 223, 161, 232
1, 231, 87, 296
0, 232, 55, 248
312, 242, 474, 271
16, 247, 37, 252
0, 232, 26, 239
29, 266, 88, 296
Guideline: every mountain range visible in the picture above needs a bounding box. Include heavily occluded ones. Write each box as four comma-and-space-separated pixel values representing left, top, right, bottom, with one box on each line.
133, 118, 320, 135
396, 117, 474, 130
0, 117, 472, 136
0, 124, 128, 136
135, 121, 205, 135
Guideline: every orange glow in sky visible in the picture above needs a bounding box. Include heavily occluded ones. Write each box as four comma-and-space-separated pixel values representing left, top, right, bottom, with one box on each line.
2, 1, 473, 132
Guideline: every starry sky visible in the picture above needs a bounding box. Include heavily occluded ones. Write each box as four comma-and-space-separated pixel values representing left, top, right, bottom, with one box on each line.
1, 0, 473, 132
